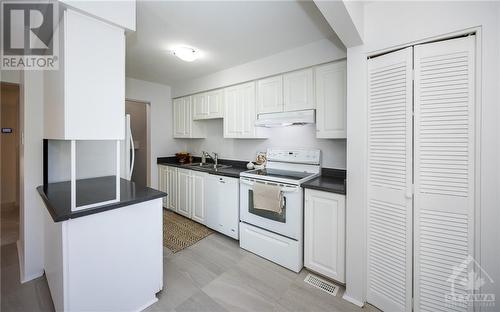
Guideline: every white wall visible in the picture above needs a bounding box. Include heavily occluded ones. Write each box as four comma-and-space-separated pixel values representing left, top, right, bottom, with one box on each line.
182, 120, 346, 169
19, 71, 45, 282
125, 78, 186, 188
345, 1, 500, 308
172, 38, 346, 97
1, 70, 21, 84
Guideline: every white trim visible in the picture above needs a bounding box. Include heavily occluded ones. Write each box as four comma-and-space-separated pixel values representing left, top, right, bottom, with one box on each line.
342, 293, 364, 307
70, 140, 76, 211
116, 140, 121, 200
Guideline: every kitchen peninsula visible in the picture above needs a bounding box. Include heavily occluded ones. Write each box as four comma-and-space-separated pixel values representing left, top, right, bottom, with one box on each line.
38, 176, 166, 311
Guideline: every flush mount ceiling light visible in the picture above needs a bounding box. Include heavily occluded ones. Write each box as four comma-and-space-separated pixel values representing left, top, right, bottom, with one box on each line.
171, 46, 199, 62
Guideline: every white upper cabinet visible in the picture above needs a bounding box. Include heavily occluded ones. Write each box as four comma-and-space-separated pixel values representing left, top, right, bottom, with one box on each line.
207, 89, 224, 118
193, 90, 224, 120
193, 93, 208, 120
283, 68, 314, 111
44, 9, 125, 140
224, 82, 266, 139
257, 76, 283, 114
315, 61, 347, 139
173, 96, 206, 138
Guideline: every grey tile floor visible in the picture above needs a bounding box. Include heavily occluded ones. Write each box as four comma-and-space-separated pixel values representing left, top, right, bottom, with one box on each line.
1, 232, 379, 312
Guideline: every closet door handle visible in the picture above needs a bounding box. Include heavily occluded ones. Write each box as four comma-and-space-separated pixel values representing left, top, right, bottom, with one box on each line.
405, 192, 413, 199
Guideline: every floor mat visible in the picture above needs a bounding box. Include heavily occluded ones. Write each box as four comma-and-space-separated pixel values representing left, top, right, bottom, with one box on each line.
163, 209, 214, 253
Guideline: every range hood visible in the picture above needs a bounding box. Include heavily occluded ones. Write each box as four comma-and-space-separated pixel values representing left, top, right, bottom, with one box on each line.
255, 110, 315, 127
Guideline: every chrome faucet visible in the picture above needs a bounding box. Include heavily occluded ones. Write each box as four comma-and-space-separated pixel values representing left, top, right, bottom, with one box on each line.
202, 151, 218, 168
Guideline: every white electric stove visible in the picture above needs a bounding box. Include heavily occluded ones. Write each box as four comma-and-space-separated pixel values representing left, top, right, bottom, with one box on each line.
239, 148, 321, 272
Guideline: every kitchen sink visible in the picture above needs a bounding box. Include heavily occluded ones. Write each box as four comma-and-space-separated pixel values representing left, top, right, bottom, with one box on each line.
185, 163, 231, 170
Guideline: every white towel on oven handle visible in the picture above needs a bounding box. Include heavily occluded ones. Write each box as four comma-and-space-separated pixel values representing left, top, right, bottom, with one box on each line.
253, 182, 283, 214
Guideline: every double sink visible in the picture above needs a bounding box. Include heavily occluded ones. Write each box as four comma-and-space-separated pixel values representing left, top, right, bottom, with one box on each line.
183, 162, 231, 172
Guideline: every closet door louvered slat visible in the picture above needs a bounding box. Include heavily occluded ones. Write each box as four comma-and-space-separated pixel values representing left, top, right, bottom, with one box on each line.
414, 36, 475, 312
367, 47, 413, 312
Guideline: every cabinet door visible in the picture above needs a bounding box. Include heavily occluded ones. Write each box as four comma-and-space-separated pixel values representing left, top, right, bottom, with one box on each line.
239, 82, 257, 138
167, 167, 178, 212
283, 68, 314, 112
191, 171, 206, 224
193, 93, 209, 120
173, 98, 186, 137
257, 76, 283, 114
315, 61, 347, 138
64, 9, 125, 140
158, 166, 166, 208
207, 90, 224, 118
223, 86, 241, 138
176, 169, 191, 218
183, 96, 193, 137
304, 189, 345, 283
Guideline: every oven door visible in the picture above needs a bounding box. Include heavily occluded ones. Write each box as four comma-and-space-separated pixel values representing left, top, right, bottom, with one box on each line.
239, 177, 303, 240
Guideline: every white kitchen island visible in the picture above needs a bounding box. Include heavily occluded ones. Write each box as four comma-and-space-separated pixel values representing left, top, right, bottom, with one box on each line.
38, 176, 165, 312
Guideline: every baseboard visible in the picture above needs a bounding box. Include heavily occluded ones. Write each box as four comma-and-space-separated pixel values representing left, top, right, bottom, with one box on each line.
16, 240, 44, 283
134, 297, 158, 312
342, 293, 365, 307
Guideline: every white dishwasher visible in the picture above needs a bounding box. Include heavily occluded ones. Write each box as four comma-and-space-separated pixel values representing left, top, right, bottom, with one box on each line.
205, 175, 239, 239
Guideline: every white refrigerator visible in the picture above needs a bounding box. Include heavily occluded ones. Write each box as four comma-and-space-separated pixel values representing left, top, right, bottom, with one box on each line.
121, 114, 135, 181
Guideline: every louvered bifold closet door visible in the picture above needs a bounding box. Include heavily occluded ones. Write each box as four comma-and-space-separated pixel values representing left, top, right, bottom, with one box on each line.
414, 36, 475, 312
367, 47, 413, 312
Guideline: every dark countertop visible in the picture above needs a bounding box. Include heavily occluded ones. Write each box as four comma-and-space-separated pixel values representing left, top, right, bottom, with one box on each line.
157, 156, 249, 178
302, 168, 346, 195
37, 176, 166, 222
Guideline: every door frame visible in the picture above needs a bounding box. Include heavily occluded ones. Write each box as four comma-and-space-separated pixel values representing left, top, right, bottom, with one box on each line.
364, 26, 482, 310
125, 98, 151, 187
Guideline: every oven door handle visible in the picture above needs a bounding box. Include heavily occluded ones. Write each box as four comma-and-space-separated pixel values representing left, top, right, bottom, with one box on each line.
240, 179, 300, 193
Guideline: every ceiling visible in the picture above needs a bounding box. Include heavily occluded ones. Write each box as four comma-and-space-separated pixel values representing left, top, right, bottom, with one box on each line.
125, 1, 336, 86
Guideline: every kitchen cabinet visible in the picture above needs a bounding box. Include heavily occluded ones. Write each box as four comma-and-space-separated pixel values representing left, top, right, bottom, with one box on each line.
304, 189, 345, 283
191, 171, 207, 224
206, 175, 239, 239
166, 166, 178, 211
158, 165, 168, 208
224, 82, 266, 139
174, 168, 207, 224
177, 168, 191, 218
315, 61, 347, 139
257, 75, 283, 114
193, 90, 224, 120
158, 165, 178, 211
44, 9, 125, 140
283, 68, 314, 112
173, 96, 206, 138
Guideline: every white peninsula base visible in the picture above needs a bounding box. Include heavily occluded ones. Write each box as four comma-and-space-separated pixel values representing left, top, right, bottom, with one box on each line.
43, 198, 163, 312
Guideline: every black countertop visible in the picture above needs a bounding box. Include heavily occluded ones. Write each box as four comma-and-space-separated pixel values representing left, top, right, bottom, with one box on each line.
157, 156, 249, 178
302, 168, 346, 195
38, 176, 166, 222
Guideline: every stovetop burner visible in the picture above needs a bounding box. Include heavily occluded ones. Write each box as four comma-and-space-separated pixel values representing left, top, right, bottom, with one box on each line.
247, 168, 312, 181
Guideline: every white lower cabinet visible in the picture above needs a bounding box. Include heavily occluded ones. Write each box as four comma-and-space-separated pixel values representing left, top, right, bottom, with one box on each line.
158, 165, 240, 238
304, 189, 345, 283
205, 175, 239, 239
158, 165, 168, 208
191, 171, 207, 224
177, 168, 192, 218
